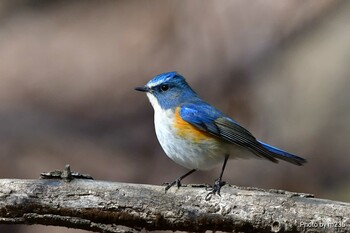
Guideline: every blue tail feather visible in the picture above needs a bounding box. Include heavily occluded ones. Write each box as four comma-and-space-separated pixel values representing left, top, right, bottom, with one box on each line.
258, 140, 306, 166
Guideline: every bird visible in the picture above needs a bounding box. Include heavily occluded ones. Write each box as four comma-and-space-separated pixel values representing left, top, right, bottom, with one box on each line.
135, 71, 306, 197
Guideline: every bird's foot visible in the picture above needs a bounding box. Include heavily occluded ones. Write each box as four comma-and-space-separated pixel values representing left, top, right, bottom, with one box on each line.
205, 179, 226, 200
163, 178, 182, 192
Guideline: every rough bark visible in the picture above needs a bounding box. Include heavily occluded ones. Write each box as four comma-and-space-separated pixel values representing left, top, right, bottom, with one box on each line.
0, 175, 349, 233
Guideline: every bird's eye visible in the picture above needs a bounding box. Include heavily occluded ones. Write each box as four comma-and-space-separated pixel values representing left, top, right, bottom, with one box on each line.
160, 84, 169, 92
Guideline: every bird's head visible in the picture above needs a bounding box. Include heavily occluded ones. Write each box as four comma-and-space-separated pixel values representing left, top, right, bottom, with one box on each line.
135, 72, 198, 110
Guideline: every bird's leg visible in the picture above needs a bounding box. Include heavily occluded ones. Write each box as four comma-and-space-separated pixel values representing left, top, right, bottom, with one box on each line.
206, 155, 228, 200
164, 169, 196, 192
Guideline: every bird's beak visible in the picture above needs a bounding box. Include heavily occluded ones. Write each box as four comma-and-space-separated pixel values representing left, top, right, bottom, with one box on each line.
135, 86, 150, 92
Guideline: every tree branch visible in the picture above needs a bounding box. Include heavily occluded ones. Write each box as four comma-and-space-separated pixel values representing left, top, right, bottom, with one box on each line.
0, 169, 349, 232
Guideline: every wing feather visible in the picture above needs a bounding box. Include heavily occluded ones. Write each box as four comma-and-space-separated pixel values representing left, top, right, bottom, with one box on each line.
180, 103, 306, 165
180, 103, 278, 162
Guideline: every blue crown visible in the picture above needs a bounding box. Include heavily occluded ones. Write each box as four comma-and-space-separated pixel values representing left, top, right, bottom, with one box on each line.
147, 71, 179, 87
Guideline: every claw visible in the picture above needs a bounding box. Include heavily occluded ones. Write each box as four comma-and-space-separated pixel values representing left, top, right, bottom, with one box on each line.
176, 179, 182, 188
205, 179, 226, 200
163, 169, 197, 192
164, 178, 182, 192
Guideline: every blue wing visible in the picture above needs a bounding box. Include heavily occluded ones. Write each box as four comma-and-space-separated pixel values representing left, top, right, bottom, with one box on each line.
180, 102, 306, 166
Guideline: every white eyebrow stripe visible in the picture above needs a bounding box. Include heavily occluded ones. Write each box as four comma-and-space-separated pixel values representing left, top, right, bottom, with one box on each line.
147, 76, 172, 88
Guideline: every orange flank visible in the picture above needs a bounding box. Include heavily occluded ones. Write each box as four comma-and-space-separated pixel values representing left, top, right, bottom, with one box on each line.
174, 107, 215, 143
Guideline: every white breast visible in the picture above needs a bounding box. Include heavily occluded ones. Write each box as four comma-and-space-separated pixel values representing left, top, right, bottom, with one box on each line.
146, 93, 229, 170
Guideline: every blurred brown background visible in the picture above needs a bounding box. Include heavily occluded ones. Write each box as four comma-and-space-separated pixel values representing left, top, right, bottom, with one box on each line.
1, 0, 349, 232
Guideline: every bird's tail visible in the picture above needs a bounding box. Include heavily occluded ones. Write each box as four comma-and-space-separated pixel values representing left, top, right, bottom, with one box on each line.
258, 140, 307, 166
